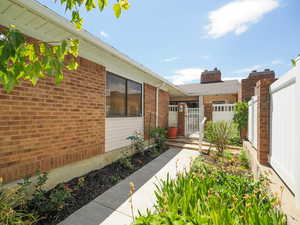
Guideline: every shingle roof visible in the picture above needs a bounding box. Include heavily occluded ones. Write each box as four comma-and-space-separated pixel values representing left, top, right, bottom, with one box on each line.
178, 80, 240, 95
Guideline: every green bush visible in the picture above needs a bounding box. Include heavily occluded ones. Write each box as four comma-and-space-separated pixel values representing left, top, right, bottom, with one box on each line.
26, 171, 72, 215
0, 178, 37, 225
204, 121, 237, 155
233, 101, 249, 136
150, 127, 167, 150
133, 160, 287, 225
228, 135, 243, 146
127, 131, 145, 154
119, 152, 134, 170
239, 148, 250, 169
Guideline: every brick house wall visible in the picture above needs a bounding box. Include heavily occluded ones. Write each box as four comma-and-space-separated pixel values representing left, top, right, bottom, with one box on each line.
0, 57, 106, 183
203, 94, 238, 104
170, 96, 198, 102
144, 84, 157, 139
144, 84, 169, 139
158, 89, 169, 128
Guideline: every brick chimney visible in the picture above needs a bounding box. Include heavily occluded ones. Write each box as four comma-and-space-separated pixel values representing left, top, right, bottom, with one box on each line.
201, 68, 222, 83
248, 69, 275, 79
238, 69, 276, 101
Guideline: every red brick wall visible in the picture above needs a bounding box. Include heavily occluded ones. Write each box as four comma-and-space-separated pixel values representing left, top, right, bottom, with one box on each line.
256, 78, 276, 165
144, 84, 169, 139
0, 57, 106, 183
143, 83, 157, 139
158, 89, 169, 128
204, 103, 213, 122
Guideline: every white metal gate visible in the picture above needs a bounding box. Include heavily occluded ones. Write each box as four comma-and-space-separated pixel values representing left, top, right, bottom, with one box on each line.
212, 104, 235, 122
168, 105, 178, 128
185, 108, 200, 137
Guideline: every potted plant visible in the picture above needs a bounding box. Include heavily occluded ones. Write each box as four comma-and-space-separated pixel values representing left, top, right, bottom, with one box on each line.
168, 127, 178, 139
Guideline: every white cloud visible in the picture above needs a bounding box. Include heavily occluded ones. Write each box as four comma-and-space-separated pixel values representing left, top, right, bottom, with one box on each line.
234, 64, 264, 74
271, 60, 282, 65
100, 31, 109, 38
206, 0, 279, 38
161, 57, 179, 62
167, 68, 204, 85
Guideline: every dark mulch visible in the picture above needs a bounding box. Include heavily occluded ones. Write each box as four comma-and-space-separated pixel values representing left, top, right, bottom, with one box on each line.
35, 147, 167, 225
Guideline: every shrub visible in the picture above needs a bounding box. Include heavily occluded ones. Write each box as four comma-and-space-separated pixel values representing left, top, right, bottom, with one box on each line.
133, 160, 287, 225
0, 177, 37, 225
239, 148, 250, 169
119, 155, 134, 170
127, 131, 145, 154
228, 135, 243, 146
233, 101, 248, 137
204, 121, 237, 155
25, 171, 72, 215
150, 128, 167, 150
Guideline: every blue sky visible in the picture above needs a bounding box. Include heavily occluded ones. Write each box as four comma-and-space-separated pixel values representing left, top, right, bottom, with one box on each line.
37, 0, 299, 85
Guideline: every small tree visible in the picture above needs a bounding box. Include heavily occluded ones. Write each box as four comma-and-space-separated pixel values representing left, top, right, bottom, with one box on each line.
233, 102, 248, 138
204, 121, 236, 155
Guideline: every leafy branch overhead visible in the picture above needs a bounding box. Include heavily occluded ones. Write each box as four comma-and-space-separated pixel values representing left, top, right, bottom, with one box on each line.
0, 26, 79, 92
59, 0, 131, 29
0, 0, 130, 92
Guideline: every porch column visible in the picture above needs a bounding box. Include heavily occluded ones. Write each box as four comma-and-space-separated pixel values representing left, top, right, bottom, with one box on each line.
256, 78, 276, 166
177, 103, 187, 137
198, 96, 204, 120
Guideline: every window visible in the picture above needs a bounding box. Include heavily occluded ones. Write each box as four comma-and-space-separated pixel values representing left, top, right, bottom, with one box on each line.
127, 80, 142, 116
106, 72, 142, 117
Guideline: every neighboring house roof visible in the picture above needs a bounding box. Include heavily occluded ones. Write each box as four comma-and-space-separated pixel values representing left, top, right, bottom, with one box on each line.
0, 0, 187, 97
178, 80, 240, 96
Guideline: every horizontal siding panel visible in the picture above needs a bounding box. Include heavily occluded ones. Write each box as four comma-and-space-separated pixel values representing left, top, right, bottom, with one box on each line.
105, 117, 144, 152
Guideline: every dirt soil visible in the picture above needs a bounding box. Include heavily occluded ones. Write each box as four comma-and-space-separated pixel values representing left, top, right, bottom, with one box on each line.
35, 147, 166, 225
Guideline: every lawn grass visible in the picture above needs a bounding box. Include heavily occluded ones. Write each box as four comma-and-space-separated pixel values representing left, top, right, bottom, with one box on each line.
133, 150, 287, 225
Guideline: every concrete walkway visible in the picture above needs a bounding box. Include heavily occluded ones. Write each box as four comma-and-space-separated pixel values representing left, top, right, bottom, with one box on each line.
59, 148, 200, 225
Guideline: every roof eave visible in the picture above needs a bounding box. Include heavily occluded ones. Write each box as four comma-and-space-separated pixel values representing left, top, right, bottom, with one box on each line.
11, 0, 188, 96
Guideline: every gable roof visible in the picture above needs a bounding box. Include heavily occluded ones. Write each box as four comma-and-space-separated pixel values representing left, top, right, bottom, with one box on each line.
0, 0, 187, 97
178, 80, 240, 96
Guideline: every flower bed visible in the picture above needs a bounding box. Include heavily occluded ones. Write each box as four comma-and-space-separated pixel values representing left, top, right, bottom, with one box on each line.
133, 150, 287, 225
0, 146, 167, 225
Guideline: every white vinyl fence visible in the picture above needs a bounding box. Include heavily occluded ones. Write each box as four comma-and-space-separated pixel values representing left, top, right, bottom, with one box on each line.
246, 59, 300, 203
248, 96, 258, 149
269, 68, 296, 192
212, 104, 235, 122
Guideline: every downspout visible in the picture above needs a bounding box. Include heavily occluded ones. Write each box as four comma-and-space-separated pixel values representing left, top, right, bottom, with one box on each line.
156, 83, 166, 127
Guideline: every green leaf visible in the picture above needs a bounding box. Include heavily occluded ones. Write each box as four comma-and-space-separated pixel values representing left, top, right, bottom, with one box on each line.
113, 3, 121, 18
69, 39, 79, 57
98, 0, 108, 11
0, 44, 12, 61
67, 58, 78, 70
9, 30, 25, 48
85, 0, 96, 11
291, 59, 296, 67
55, 71, 64, 84
120, 0, 130, 10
